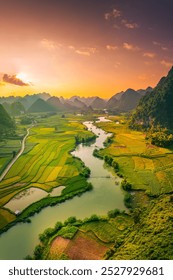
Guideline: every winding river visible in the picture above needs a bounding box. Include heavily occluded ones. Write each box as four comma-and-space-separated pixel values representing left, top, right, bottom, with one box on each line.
0, 117, 126, 260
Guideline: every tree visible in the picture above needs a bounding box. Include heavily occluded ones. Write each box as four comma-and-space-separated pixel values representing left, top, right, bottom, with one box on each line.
121, 179, 132, 191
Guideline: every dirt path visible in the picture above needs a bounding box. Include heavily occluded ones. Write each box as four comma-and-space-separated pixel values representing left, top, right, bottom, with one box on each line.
0, 127, 31, 182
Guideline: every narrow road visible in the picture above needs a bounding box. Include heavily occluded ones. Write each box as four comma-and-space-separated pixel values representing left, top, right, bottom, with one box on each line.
0, 127, 31, 182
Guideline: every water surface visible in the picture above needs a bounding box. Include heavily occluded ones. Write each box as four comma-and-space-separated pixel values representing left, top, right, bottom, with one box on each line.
0, 119, 125, 259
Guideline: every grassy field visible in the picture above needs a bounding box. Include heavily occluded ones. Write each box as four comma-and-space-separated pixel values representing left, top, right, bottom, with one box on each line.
32, 194, 173, 260
0, 113, 95, 229
0, 208, 16, 229
111, 195, 173, 260
31, 115, 173, 260
32, 213, 134, 260
96, 116, 173, 196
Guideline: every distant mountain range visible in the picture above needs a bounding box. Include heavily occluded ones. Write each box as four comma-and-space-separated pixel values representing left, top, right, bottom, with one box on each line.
0, 86, 153, 114
107, 87, 152, 113
130, 67, 173, 130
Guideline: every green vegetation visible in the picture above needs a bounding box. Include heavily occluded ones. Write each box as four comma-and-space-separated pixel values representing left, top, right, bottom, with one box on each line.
0, 104, 16, 140
104, 155, 120, 173
146, 127, 173, 147
11, 102, 25, 116
0, 208, 16, 229
121, 179, 132, 191
75, 134, 96, 145
0, 113, 95, 230
96, 117, 173, 196
15, 180, 92, 221
20, 116, 33, 125
32, 211, 133, 260
103, 136, 113, 147
32, 191, 173, 260
1, 108, 173, 260
80, 166, 91, 178
111, 195, 173, 260
93, 148, 103, 159
130, 67, 173, 131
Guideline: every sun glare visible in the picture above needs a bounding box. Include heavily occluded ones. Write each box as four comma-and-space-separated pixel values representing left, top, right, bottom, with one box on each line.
16, 72, 29, 83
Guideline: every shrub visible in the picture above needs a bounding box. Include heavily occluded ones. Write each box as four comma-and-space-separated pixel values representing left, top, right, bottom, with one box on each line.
34, 245, 44, 260
54, 221, 63, 231
108, 208, 120, 218
104, 155, 113, 166
124, 193, 133, 208
112, 160, 119, 172
93, 149, 103, 159
64, 216, 77, 225
121, 179, 132, 191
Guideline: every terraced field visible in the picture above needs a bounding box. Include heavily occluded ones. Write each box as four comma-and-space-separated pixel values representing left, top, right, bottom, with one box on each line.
96, 116, 173, 195
0, 139, 22, 174
31, 116, 173, 260
0, 114, 95, 228
35, 214, 134, 260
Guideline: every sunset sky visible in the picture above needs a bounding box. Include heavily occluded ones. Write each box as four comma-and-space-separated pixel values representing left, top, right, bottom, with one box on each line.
0, 0, 173, 98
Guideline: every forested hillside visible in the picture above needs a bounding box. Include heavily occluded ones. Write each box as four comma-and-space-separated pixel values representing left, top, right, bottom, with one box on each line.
130, 67, 173, 130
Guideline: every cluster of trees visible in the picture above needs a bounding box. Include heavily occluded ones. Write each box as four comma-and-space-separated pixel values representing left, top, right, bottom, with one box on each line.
103, 136, 113, 147
33, 214, 107, 259
0, 104, 16, 140
104, 155, 119, 172
20, 116, 33, 125
3, 101, 25, 116
93, 148, 103, 159
129, 67, 173, 133
121, 179, 133, 208
80, 166, 91, 178
75, 134, 96, 145
121, 179, 132, 191
146, 127, 173, 147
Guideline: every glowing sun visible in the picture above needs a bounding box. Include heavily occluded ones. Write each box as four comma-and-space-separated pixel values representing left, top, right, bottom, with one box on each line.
16, 72, 30, 83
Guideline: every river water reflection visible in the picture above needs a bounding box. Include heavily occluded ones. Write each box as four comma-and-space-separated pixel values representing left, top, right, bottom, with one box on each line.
0, 117, 125, 259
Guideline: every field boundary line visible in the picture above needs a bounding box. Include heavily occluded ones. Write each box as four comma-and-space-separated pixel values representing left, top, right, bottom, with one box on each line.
0, 127, 32, 182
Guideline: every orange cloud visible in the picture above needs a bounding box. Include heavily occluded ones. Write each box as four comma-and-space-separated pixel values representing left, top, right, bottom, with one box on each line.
75, 50, 90, 56
3, 74, 30, 86
160, 60, 173, 68
68, 45, 75, 50
123, 42, 140, 51
143, 52, 156, 58
153, 41, 168, 51
75, 47, 96, 56
105, 9, 121, 20
105, 8, 139, 31
41, 39, 58, 50
161, 47, 168, 51
106, 45, 118, 51
121, 19, 139, 29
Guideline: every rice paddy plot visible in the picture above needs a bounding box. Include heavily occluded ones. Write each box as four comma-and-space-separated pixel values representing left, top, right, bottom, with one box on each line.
0, 208, 16, 229
0, 114, 95, 216
95, 119, 173, 195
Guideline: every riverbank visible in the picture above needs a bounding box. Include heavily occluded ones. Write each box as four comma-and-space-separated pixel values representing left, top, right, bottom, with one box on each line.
0, 115, 96, 230
31, 116, 173, 260
0, 116, 126, 259
32, 193, 173, 260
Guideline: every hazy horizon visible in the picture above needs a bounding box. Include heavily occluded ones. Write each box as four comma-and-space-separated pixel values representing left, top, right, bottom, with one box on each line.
0, 0, 173, 98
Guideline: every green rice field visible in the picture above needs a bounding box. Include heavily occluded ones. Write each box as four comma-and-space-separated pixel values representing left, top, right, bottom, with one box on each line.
0, 114, 94, 228
96, 116, 173, 195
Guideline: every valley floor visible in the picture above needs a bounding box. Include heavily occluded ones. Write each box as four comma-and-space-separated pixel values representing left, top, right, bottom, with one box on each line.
0, 114, 173, 260
33, 115, 173, 260
0, 113, 95, 231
